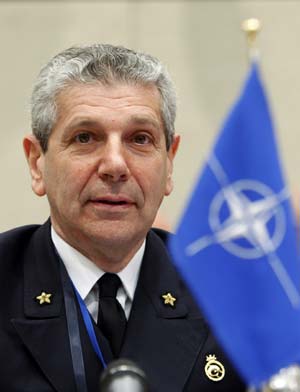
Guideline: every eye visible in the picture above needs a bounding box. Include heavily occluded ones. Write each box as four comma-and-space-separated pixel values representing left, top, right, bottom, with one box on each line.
75, 132, 92, 144
132, 133, 152, 145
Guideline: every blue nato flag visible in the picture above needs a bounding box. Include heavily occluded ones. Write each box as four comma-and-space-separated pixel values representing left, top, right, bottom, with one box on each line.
169, 63, 300, 387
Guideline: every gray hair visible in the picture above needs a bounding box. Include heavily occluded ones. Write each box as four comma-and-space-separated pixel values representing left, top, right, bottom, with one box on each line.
31, 44, 177, 151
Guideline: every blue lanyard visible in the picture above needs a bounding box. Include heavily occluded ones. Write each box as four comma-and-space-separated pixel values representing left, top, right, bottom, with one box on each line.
73, 285, 107, 369
60, 261, 88, 392
59, 261, 107, 392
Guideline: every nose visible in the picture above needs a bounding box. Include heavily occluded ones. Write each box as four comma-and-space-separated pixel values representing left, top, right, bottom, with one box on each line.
97, 137, 130, 182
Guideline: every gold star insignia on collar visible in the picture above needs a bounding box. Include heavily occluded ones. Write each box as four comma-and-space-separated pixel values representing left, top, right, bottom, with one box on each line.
162, 292, 176, 307
36, 292, 52, 305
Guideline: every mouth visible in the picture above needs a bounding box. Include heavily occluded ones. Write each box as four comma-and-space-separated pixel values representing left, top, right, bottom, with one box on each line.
94, 200, 129, 206
89, 197, 135, 209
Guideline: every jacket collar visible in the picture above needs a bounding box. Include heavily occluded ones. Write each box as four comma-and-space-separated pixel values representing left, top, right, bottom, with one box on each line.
12, 221, 76, 392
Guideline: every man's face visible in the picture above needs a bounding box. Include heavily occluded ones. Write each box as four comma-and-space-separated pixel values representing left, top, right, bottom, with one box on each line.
24, 82, 179, 263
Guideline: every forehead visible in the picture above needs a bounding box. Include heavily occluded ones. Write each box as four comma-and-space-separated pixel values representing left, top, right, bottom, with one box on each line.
54, 81, 163, 127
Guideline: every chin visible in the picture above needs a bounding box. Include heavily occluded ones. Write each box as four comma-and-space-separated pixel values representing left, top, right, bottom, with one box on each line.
87, 225, 143, 246
76, 216, 151, 246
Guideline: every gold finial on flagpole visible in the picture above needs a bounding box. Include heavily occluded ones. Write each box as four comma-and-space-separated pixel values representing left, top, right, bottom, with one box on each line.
241, 18, 261, 61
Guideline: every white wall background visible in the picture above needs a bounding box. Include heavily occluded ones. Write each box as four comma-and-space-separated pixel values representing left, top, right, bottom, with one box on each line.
1, 0, 299, 231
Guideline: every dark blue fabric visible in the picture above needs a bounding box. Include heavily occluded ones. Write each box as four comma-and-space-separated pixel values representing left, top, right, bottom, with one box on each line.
0, 221, 245, 391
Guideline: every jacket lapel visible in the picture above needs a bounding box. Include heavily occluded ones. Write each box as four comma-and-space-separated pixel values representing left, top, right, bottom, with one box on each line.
11, 222, 76, 392
121, 230, 209, 391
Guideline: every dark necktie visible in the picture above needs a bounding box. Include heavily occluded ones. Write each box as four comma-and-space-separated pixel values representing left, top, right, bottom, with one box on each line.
97, 273, 127, 357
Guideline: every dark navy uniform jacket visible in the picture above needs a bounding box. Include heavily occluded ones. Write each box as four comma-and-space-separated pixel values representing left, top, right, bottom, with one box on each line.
0, 221, 245, 391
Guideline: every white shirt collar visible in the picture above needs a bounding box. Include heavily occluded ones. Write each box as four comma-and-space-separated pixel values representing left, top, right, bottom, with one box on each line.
51, 226, 145, 302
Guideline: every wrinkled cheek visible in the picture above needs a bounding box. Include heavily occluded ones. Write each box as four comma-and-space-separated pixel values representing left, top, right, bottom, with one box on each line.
47, 178, 77, 217
144, 185, 166, 215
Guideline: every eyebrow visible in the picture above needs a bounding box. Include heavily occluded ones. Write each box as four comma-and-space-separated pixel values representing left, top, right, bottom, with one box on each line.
64, 115, 162, 133
127, 115, 161, 130
64, 119, 101, 132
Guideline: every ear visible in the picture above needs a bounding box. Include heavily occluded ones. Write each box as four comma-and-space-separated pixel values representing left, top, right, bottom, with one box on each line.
165, 134, 180, 196
23, 134, 46, 196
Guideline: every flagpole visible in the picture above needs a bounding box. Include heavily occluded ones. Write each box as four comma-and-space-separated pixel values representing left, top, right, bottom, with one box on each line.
241, 18, 300, 392
241, 18, 261, 62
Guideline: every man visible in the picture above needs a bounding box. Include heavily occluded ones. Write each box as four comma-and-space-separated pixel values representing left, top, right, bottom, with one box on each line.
0, 44, 245, 391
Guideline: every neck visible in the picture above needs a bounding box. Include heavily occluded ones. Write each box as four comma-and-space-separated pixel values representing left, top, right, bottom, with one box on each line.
51, 223, 146, 273
72, 238, 145, 273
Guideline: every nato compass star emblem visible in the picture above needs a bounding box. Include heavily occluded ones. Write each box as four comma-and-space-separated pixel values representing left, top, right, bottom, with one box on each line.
185, 154, 300, 308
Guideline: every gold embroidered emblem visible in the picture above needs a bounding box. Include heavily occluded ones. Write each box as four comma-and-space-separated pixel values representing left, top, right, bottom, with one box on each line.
162, 292, 176, 307
36, 292, 52, 305
205, 354, 225, 382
